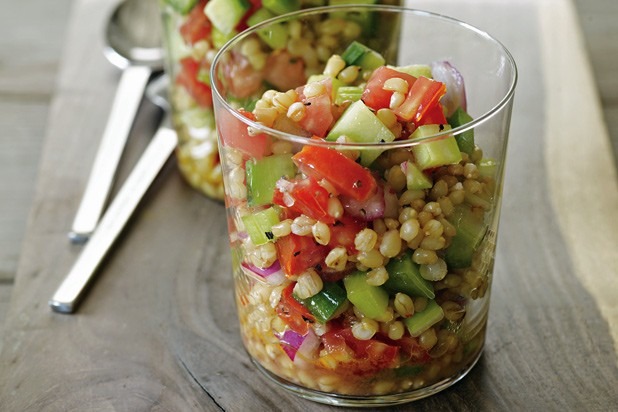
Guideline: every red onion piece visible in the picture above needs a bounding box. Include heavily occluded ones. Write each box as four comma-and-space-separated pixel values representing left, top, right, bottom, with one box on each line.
241, 261, 286, 285
340, 185, 385, 221
278, 329, 306, 361
295, 329, 320, 364
431, 61, 467, 117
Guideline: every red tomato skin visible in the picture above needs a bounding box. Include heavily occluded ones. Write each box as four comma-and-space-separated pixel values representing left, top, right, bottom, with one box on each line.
275, 283, 315, 335
264, 51, 307, 92
361, 66, 417, 111
328, 215, 366, 254
298, 93, 334, 137
275, 234, 329, 276
177, 57, 213, 108
273, 178, 335, 224
292, 145, 377, 202
321, 327, 400, 376
216, 108, 270, 159
179, 0, 211, 45
393, 76, 447, 123
416, 103, 447, 126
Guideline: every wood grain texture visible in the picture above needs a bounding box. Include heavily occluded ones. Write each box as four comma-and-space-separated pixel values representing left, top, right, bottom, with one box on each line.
0, 0, 616, 410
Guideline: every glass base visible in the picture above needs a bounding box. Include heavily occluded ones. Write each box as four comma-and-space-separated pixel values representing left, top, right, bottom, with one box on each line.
250, 347, 484, 407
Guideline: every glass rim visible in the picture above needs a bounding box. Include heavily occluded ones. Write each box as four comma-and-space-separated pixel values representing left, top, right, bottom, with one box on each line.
211, 4, 518, 149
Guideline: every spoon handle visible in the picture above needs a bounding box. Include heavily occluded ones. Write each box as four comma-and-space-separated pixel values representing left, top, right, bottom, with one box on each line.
50, 116, 177, 313
69, 65, 152, 243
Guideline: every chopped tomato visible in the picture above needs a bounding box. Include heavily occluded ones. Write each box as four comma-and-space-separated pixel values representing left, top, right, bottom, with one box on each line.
221, 51, 265, 99
299, 92, 334, 137
385, 336, 432, 365
416, 102, 447, 126
292, 145, 377, 201
177, 57, 213, 108
276, 283, 315, 335
216, 108, 270, 159
264, 50, 307, 92
361, 66, 417, 111
275, 234, 329, 276
179, 0, 212, 45
393, 76, 446, 124
320, 327, 400, 375
273, 177, 335, 224
329, 214, 366, 254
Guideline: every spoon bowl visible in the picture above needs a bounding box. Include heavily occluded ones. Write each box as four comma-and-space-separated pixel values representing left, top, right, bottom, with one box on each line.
70, 0, 165, 243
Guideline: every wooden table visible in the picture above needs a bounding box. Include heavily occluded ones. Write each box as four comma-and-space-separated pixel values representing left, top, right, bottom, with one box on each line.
1, 0, 617, 410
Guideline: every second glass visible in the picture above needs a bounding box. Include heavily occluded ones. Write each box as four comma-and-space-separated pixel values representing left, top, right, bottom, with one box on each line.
160, 0, 401, 199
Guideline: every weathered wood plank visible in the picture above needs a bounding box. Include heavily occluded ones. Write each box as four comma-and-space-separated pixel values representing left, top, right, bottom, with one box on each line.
0, 0, 616, 410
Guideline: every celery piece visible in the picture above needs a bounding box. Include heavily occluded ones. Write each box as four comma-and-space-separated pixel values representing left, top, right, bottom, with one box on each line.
242, 207, 280, 246
326, 100, 395, 166
334, 86, 363, 105
296, 282, 348, 323
448, 107, 475, 155
403, 160, 433, 190
403, 300, 444, 337
410, 124, 462, 170
341, 41, 369, 66
246, 154, 296, 206
445, 204, 488, 268
205, 0, 250, 35
341, 41, 385, 71
262, 0, 301, 15
384, 251, 435, 299
343, 271, 389, 320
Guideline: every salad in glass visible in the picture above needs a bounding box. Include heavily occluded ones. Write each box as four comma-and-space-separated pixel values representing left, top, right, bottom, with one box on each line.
211, 5, 516, 406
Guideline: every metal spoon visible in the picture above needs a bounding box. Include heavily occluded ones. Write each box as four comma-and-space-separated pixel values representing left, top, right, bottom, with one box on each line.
69, 0, 164, 243
50, 75, 176, 314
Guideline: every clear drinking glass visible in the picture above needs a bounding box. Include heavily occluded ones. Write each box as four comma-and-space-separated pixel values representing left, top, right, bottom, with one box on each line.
211, 5, 516, 406
159, 0, 401, 199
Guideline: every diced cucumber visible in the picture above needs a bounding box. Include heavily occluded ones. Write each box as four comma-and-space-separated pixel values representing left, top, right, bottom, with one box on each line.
246, 154, 296, 206
403, 160, 433, 190
296, 282, 348, 323
445, 204, 488, 268
341, 41, 385, 71
410, 124, 463, 170
403, 299, 444, 337
448, 107, 475, 155
334, 86, 363, 105
326, 100, 396, 166
242, 207, 280, 246
262, 0, 301, 15
204, 0, 250, 35
212, 27, 237, 49
247, 8, 289, 50
343, 271, 389, 320
163, 0, 199, 15
394, 365, 424, 377
392, 64, 433, 79
478, 158, 497, 179
384, 251, 435, 299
